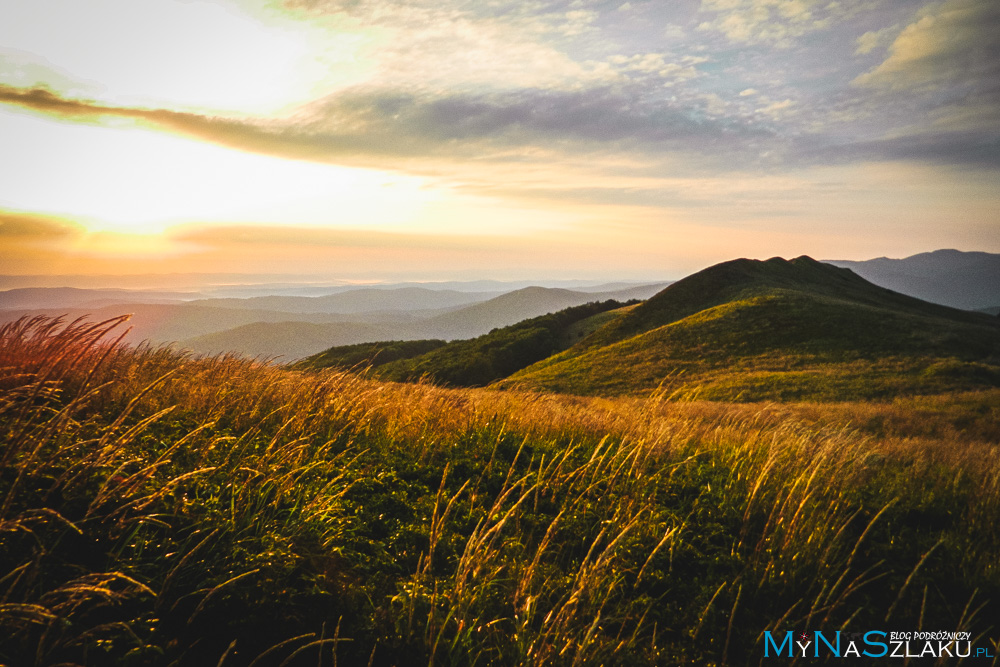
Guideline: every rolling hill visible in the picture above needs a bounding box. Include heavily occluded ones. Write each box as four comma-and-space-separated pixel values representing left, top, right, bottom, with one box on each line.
497, 256, 1000, 401
293, 339, 448, 371
301, 300, 634, 387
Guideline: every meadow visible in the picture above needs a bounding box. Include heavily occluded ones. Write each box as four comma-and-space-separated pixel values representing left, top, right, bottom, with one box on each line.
1, 315, 998, 665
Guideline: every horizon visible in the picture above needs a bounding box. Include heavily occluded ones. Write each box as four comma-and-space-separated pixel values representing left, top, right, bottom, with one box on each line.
2, 0, 999, 281
0, 248, 992, 292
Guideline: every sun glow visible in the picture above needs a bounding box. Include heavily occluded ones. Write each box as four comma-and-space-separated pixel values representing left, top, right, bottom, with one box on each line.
0, 0, 375, 115
0, 107, 442, 235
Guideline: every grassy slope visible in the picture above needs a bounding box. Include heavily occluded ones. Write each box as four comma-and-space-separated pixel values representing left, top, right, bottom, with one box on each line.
2, 316, 999, 666
1, 316, 999, 665
504, 257, 1000, 400
292, 339, 447, 371
373, 300, 631, 387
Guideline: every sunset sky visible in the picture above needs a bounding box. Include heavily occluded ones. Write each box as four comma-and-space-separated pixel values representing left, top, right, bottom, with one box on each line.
1, 0, 998, 282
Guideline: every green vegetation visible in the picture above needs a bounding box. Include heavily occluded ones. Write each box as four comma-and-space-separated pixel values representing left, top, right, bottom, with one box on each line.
293, 339, 447, 371
2, 315, 999, 665
316, 300, 634, 388
503, 257, 1000, 400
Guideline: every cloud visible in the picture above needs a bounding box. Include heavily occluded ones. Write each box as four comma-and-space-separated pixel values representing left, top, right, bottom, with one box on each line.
0, 0, 359, 115
0, 210, 84, 239
286, 0, 615, 92
0, 210, 87, 273
0, 85, 401, 168
160, 223, 606, 281
605, 52, 703, 85
0, 84, 777, 173
800, 128, 1000, 169
696, 0, 871, 47
300, 85, 778, 165
854, 25, 897, 55
853, 0, 1000, 91
169, 223, 504, 252
756, 98, 796, 120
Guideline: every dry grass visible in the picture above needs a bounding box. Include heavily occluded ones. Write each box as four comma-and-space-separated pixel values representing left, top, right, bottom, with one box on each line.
1, 315, 998, 666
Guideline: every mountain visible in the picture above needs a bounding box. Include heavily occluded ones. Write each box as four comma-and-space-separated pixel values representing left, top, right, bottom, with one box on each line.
825, 249, 1000, 310
187, 287, 502, 314
168, 284, 666, 359
293, 339, 448, 371
497, 256, 1000, 401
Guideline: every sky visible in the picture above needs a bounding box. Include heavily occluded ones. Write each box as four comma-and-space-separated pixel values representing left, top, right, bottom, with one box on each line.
0, 0, 998, 283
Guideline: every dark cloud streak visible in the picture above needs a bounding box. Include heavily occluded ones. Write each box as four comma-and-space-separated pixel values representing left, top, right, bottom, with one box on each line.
800, 131, 1000, 170
0, 83, 780, 171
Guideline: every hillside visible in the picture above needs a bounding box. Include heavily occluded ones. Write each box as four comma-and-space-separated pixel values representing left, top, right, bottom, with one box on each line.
363, 300, 632, 387
293, 338, 447, 371
826, 249, 1000, 310
2, 315, 998, 665
501, 256, 1000, 401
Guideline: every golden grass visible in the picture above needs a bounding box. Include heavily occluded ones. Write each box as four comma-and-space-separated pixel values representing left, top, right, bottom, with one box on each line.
1, 315, 998, 665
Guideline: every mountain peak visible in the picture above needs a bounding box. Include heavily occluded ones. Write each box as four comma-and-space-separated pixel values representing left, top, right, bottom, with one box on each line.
587, 254, 991, 349
504, 256, 1000, 400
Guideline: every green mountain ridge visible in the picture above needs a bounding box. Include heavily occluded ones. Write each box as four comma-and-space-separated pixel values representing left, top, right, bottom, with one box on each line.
300, 300, 634, 387
585, 256, 987, 348
294, 338, 448, 371
501, 256, 1000, 400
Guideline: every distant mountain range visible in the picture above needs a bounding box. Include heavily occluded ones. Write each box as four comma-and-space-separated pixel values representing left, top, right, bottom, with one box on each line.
184, 287, 504, 315
179, 283, 669, 359
825, 249, 1000, 310
0, 282, 670, 360
1, 249, 996, 363
303, 256, 1000, 401
0, 287, 193, 310
0, 304, 373, 346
